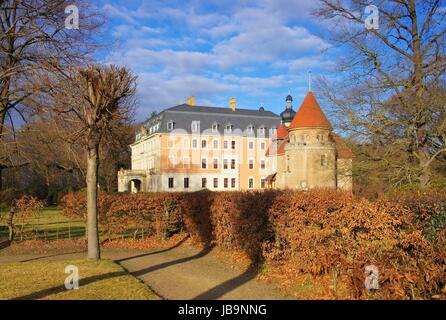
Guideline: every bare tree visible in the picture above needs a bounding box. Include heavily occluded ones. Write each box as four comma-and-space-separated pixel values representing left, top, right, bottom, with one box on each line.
46, 64, 137, 260
0, 0, 102, 189
316, 0, 446, 188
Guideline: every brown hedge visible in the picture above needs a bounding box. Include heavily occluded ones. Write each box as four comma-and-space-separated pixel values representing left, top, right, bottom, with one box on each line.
59, 189, 446, 299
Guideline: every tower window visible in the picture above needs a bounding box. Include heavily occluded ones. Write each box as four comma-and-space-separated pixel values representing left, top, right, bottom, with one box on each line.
321, 155, 327, 167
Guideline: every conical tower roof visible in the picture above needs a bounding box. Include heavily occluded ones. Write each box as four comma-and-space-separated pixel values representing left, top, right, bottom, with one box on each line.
289, 92, 332, 130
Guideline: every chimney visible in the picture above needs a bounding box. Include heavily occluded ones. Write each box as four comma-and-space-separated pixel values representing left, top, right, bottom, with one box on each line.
186, 96, 195, 106
230, 97, 236, 112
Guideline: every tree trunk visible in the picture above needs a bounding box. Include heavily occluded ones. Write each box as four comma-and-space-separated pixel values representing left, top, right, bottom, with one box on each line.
86, 142, 101, 260
7, 207, 14, 242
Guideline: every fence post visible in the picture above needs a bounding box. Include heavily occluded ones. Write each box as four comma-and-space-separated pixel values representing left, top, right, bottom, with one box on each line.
68, 223, 71, 240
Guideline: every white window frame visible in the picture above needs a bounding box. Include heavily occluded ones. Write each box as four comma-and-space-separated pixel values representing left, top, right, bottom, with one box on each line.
213, 157, 219, 169
260, 159, 266, 170
249, 158, 255, 170
248, 177, 255, 189
183, 157, 190, 169
191, 121, 200, 133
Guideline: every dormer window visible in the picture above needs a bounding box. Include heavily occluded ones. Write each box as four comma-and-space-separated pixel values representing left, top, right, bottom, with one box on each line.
191, 121, 200, 133
270, 127, 277, 136
225, 123, 233, 133
212, 122, 219, 132
247, 125, 254, 134
258, 126, 266, 136
167, 120, 174, 131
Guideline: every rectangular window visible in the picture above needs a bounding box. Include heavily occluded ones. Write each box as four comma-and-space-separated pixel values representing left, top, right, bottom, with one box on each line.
213, 140, 218, 149
224, 141, 228, 149
261, 179, 266, 189
169, 156, 175, 169
168, 177, 174, 189
231, 159, 236, 170
224, 178, 228, 188
184, 178, 189, 189
213, 158, 218, 169
249, 159, 254, 170
192, 121, 200, 133
202, 139, 207, 149
260, 159, 266, 170
202, 178, 207, 188
183, 157, 190, 169
260, 142, 265, 150
231, 140, 236, 150
201, 158, 207, 169
248, 178, 254, 189
192, 139, 198, 149
223, 159, 228, 170
231, 178, 236, 189
213, 178, 218, 188
321, 155, 327, 167
249, 141, 254, 150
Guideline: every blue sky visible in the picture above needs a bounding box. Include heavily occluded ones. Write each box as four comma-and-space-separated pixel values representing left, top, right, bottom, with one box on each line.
95, 0, 342, 121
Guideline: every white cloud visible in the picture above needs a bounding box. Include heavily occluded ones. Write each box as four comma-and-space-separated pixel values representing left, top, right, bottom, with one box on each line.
101, 0, 334, 117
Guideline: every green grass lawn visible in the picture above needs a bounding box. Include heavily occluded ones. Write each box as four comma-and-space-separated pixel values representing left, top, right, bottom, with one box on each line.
0, 259, 159, 300
0, 207, 85, 241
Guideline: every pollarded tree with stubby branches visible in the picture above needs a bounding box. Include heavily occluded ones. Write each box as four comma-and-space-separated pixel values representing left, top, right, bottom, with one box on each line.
45, 65, 137, 260
316, 0, 446, 189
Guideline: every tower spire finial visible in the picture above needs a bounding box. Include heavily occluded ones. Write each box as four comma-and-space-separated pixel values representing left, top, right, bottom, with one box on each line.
308, 71, 312, 92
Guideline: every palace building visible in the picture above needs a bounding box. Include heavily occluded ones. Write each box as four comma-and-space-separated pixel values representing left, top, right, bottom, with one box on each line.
118, 91, 353, 193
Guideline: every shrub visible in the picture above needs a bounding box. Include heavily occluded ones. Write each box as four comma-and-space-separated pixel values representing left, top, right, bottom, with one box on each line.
58, 189, 446, 299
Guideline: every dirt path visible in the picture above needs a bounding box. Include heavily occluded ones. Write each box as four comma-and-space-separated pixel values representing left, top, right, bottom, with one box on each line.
0, 243, 291, 300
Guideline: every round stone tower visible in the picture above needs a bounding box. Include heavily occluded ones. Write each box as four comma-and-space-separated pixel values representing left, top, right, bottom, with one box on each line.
285, 91, 337, 189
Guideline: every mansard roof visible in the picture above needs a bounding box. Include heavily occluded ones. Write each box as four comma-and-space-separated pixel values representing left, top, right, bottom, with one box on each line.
143, 104, 280, 138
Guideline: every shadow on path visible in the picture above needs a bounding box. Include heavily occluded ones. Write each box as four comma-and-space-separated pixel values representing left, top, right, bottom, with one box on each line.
131, 246, 213, 278
192, 265, 258, 300
115, 235, 190, 263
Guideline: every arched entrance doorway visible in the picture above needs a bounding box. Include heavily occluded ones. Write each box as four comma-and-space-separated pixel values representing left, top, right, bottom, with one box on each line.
129, 179, 142, 193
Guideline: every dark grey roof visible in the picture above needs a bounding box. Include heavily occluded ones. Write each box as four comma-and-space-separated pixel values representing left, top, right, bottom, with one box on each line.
143, 104, 280, 138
